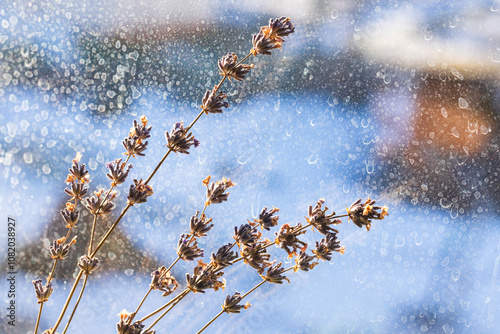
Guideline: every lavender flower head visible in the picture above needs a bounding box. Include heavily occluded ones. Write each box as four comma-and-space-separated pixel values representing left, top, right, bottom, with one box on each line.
49, 236, 77, 260
218, 52, 254, 82
165, 122, 200, 154
122, 116, 151, 157
189, 211, 214, 238
84, 189, 117, 216
222, 292, 251, 314
177, 233, 204, 261
127, 179, 153, 206
203, 175, 236, 206
106, 158, 133, 187
347, 198, 389, 231
201, 85, 229, 114
65, 152, 90, 184
251, 17, 295, 56
32, 279, 53, 303
210, 243, 239, 270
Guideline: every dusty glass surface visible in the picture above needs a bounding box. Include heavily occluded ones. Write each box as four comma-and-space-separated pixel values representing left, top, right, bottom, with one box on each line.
0, 0, 499, 333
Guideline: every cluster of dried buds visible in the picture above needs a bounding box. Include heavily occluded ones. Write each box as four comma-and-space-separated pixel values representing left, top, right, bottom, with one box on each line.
186, 261, 225, 293
347, 198, 389, 231
122, 116, 151, 157
127, 179, 154, 206
251, 16, 295, 56
203, 175, 236, 206
106, 158, 133, 187
150, 266, 179, 297
49, 236, 77, 260
84, 188, 117, 216
116, 309, 154, 334
164, 122, 200, 154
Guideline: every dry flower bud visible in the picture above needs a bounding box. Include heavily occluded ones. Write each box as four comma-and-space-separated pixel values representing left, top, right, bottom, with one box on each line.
205, 176, 235, 206
127, 179, 153, 206
347, 198, 388, 231
260, 262, 290, 284
253, 206, 279, 231
32, 279, 53, 303
210, 243, 239, 270
177, 234, 204, 261
222, 292, 251, 314
189, 211, 214, 238
49, 236, 77, 260
164, 122, 200, 154
106, 158, 133, 186
218, 52, 254, 81
201, 86, 229, 114
150, 266, 178, 297
64, 182, 88, 201
274, 222, 307, 257
294, 251, 319, 272
60, 207, 80, 228
77, 255, 100, 274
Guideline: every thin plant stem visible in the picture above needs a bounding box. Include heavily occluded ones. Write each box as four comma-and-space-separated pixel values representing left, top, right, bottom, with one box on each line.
87, 215, 98, 256
126, 287, 153, 325
61, 274, 88, 334
34, 302, 43, 334
139, 288, 189, 323
197, 279, 266, 334
143, 289, 190, 332
197, 309, 225, 334
51, 50, 255, 333
51, 269, 84, 332
47, 259, 58, 282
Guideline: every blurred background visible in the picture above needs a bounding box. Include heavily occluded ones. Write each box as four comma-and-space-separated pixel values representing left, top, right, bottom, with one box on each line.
0, 0, 499, 333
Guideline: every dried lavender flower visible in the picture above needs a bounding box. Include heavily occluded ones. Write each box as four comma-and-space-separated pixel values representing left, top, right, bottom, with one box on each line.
234, 223, 262, 246
77, 255, 100, 274
294, 251, 318, 272
32, 279, 53, 303
65, 153, 90, 184
241, 243, 272, 274
122, 116, 151, 157
201, 86, 229, 114
307, 199, 341, 235
210, 243, 239, 270
60, 204, 80, 228
186, 263, 225, 293
64, 181, 88, 201
164, 122, 200, 154
204, 175, 236, 206
274, 222, 307, 257
313, 232, 344, 261
251, 17, 295, 56
106, 158, 133, 186
177, 234, 204, 261
347, 198, 389, 231
218, 52, 254, 81
127, 179, 154, 206
253, 206, 279, 231
222, 292, 251, 314
49, 236, 77, 260
150, 266, 178, 297
84, 189, 116, 216
116, 309, 144, 334
261, 262, 290, 284
189, 211, 214, 238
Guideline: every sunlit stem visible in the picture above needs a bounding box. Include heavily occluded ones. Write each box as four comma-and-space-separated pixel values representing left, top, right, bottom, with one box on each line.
140, 288, 190, 323
51, 269, 84, 333
126, 286, 153, 326
47, 259, 58, 283
61, 274, 88, 334
143, 289, 190, 332
34, 303, 43, 334
197, 279, 266, 334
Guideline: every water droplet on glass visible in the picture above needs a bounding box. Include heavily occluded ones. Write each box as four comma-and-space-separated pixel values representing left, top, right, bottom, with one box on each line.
308, 154, 319, 164
331, 9, 338, 19
450, 204, 459, 219
440, 197, 452, 208
124, 268, 134, 276
441, 107, 448, 118
365, 160, 374, 174
441, 256, 450, 267
395, 234, 405, 247
458, 97, 469, 109
451, 267, 460, 281
450, 127, 460, 138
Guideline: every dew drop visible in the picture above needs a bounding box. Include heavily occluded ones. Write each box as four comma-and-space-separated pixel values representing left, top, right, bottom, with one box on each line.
330, 9, 338, 19
458, 97, 469, 109
395, 234, 405, 247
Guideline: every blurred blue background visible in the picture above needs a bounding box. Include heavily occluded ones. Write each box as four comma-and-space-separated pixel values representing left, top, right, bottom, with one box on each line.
0, 0, 499, 333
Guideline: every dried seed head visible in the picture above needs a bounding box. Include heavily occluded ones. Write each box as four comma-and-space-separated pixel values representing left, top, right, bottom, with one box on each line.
234, 224, 262, 247
127, 179, 153, 206
177, 234, 204, 261
186, 263, 225, 293
274, 222, 307, 258
313, 232, 344, 261
222, 292, 251, 314
189, 211, 214, 238
261, 262, 290, 284
241, 243, 272, 274
122, 117, 152, 158
210, 243, 239, 270
106, 158, 133, 186
164, 122, 200, 154
218, 52, 254, 81
205, 176, 236, 206
116, 309, 144, 334
307, 199, 340, 235
150, 266, 178, 297
64, 182, 88, 201
49, 236, 77, 260
347, 198, 388, 231
60, 206, 80, 228
201, 86, 229, 114
254, 206, 279, 231
65, 153, 90, 184
32, 279, 53, 303
294, 251, 319, 272
77, 255, 100, 274
251, 17, 295, 56
84, 189, 117, 216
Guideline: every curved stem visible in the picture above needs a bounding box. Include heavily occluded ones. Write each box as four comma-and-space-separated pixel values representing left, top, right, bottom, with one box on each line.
143, 290, 190, 332
47, 259, 59, 282
61, 274, 88, 334
126, 287, 153, 325
34, 302, 43, 334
